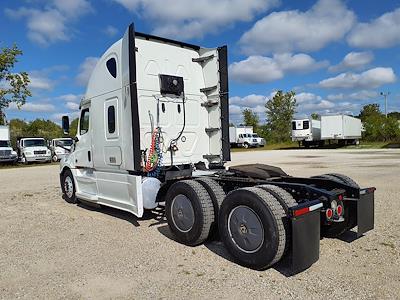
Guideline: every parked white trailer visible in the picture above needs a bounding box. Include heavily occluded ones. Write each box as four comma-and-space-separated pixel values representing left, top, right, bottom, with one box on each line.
292, 115, 361, 147
0, 126, 18, 163
291, 119, 321, 147
59, 23, 375, 274
321, 115, 362, 143
229, 126, 260, 148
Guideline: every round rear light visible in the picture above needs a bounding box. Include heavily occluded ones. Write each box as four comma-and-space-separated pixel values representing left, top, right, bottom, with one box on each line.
326, 208, 333, 219
338, 194, 343, 201
337, 205, 343, 216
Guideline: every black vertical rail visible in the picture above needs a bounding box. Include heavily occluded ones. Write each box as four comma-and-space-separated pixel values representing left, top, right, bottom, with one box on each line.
218, 46, 231, 162
128, 23, 142, 171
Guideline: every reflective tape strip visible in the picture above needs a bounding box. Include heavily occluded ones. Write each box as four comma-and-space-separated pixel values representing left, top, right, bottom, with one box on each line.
309, 202, 323, 211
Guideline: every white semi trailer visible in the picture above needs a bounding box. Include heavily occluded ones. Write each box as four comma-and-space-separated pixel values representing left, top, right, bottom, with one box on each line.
292, 115, 362, 147
59, 23, 375, 274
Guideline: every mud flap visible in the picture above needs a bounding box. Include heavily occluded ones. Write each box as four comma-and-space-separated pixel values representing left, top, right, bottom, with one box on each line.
357, 188, 375, 237
283, 201, 322, 275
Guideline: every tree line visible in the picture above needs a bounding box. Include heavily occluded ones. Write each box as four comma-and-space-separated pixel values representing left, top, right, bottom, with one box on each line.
7, 118, 78, 148
241, 91, 400, 143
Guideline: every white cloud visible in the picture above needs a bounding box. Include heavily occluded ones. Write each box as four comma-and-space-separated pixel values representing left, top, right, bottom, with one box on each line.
57, 94, 83, 103
113, 0, 279, 39
348, 8, 400, 49
230, 53, 327, 84
8, 102, 55, 112
329, 51, 374, 72
296, 92, 322, 104
76, 57, 99, 86
104, 25, 119, 37
327, 90, 378, 101
319, 67, 396, 89
65, 102, 80, 110
302, 100, 335, 110
51, 111, 80, 122
5, 0, 92, 46
239, 0, 355, 55
29, 72, 54, 90
229, 94, 267, 107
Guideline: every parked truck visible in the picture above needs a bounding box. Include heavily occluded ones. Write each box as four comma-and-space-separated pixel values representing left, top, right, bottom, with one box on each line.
59, 23, 375, 274
17, 137, 52, 164
229, 126, 262, 148
292, 115, 362, 147
0, 126, 18, 164
49, 138, 73, 162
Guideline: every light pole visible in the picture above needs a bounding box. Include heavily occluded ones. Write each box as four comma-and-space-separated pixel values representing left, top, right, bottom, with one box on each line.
380, 91, 390, 117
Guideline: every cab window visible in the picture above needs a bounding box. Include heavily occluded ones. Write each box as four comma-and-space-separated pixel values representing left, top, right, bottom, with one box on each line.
80, 108, 90, 135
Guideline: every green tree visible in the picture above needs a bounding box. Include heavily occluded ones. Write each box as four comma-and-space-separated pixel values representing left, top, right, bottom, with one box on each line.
388, 111, 400, 120
0, 45, 31, 124
311, 113, 320, 120
8, 118, 65, 148
265, 90, 297, 143
359, 104, 384, 141
242, 108, 259, 129
69, 118, 79, 137
359, 103, 381, 122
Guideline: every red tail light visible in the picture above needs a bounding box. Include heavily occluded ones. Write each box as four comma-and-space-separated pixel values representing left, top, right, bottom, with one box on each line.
336, 205, 343, 216
338, 194, 343, 201
326, 208, 333, 219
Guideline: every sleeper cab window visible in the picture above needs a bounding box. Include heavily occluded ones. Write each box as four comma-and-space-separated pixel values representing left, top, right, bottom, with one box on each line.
106, 57, 117, 78
108, 105, 116, 133
80, 108, 90, 135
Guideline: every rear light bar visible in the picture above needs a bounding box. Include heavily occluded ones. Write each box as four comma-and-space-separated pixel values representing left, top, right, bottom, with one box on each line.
291, 201, 323, 217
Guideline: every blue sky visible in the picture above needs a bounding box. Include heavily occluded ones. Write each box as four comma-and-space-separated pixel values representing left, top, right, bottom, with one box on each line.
2, 0, 400, 124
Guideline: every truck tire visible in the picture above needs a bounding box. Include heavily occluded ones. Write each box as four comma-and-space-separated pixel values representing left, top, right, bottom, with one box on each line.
195, 177, 225, 238
243, 142, 249, 149
219, 187, 286, 270
165, 180, 214, 246
61, 169, 77, 204
22, 154, 29, 165
52, 154, 58, 162
326, 173, 359, 188
311, 173, 358, 237
257, 185, 297, 254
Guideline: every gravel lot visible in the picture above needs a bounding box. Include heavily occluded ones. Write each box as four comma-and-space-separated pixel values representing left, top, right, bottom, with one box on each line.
1, 149, 399, 299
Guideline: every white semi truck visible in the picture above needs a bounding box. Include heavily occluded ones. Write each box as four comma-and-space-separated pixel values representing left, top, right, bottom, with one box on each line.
0, 126, 18, 164
292, 115, 362, 147
229, 126, 260, 148
59, 23, 375, 274
17, 137, 52, 164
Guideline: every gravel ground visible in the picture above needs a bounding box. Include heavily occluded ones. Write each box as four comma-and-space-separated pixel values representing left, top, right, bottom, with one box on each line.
0, 149, 399, 299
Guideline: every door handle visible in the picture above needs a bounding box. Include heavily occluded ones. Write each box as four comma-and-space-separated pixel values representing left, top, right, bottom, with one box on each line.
88, 151, 91, 162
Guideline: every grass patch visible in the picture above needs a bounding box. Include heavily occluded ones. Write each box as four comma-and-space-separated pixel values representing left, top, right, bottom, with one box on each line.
231, 142, 297, 152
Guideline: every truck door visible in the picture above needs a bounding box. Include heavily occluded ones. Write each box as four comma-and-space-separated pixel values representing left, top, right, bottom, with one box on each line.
74, 106, 93, 168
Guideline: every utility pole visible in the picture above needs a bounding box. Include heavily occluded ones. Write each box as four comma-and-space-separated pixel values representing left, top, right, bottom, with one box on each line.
380, 91, 390, 117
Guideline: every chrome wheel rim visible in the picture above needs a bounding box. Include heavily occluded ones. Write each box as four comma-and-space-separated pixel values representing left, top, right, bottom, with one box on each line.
171, 194, 195, 233
228, 205, 264, 253
64, 176, 74, 199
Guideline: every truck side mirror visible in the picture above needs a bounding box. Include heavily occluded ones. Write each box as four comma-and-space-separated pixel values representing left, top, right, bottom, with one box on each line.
62, 116, 70, 135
